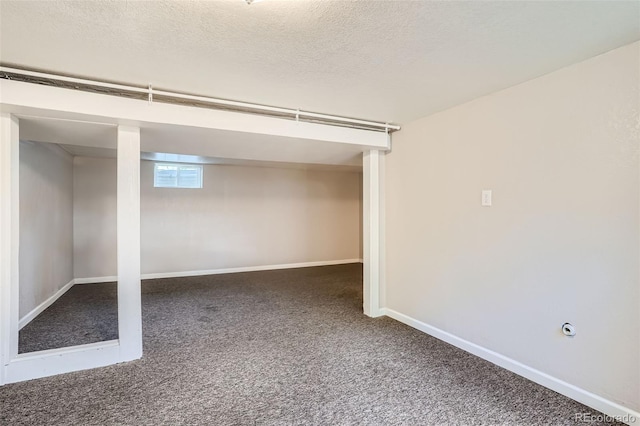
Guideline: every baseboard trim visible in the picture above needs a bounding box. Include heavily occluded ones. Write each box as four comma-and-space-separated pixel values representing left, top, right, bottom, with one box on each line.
19, 279, 75, 330
74, 276, 118, 284
74, 259, 364, 283
381, 308, 639, 425
142, 259, 363, 280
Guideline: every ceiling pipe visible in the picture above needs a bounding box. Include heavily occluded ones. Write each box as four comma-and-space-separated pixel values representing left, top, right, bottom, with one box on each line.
0, 65, 400, 133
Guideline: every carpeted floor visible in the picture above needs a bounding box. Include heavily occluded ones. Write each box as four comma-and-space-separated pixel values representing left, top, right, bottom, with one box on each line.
3, 264, 622, 425
19, 281, 119, 353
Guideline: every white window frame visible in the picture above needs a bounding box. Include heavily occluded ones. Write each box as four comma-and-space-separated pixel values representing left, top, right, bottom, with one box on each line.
153, 163, 203, 189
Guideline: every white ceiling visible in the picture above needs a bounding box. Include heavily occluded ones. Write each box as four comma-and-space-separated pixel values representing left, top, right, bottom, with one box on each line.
1, 0, 638, 125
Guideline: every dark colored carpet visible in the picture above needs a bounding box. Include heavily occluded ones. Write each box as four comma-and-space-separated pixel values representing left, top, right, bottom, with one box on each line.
3, 264, 622, 425
19, 282, 119, 353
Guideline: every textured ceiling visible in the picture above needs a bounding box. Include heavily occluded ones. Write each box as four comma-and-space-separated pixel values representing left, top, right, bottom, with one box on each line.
1, 0, 639, 124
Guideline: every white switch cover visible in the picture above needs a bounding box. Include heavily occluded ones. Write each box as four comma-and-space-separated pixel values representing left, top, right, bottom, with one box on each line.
482, 190, 492, 206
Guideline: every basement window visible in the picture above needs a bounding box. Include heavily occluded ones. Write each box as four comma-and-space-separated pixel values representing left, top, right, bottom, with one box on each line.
154, 163, 203, 188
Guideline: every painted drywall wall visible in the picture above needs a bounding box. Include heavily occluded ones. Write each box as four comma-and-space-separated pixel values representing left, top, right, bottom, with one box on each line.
73, 156, 117, 279
19, 141, 73, 318
385, 41, 639, 412
74, 159, 361, 278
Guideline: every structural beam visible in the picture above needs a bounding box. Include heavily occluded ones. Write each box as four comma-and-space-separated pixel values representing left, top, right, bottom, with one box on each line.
0, 114, 19, 385
117, 126, 142, 361
363, 149, 384, 317
0, 117, 141, 385
0, 79, 390, 150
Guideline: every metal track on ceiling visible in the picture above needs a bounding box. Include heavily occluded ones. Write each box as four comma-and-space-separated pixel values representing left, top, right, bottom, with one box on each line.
0, 65, 400, 133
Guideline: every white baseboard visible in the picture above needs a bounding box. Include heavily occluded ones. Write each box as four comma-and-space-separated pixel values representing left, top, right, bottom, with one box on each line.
73, 276, 118, 284
142, 258, 363, 280
74, 259, 364, 283
18, 279, 75, 330
381, 308, 639, 426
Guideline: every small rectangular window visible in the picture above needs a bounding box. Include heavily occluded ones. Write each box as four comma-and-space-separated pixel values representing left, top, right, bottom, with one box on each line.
154, 163, 203, 188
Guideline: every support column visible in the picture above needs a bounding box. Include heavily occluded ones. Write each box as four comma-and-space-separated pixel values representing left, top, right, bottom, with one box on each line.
0, 114, 19, 385
117, 126, 142, 361
363, 149, 384, 318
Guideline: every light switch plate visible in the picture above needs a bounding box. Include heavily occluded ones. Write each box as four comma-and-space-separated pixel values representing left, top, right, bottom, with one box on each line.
482, 190, 492, 206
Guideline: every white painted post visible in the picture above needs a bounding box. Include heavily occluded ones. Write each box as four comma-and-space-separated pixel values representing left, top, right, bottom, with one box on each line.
363, 149, 384, 318
117, 126, 142, 361
0, 114, 20, 384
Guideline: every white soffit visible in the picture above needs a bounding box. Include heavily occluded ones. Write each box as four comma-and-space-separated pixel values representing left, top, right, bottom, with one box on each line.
18, 116, 117, 149
17, 116, 365, 168
1, 1, 638, 124
55, 146, 362, 172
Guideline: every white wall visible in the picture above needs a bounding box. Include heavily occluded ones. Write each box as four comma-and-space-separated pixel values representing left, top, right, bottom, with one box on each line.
73, 156, 117, 279
385, 41, 639, 412
74, 158, 362, 278
19, 141, 74, 318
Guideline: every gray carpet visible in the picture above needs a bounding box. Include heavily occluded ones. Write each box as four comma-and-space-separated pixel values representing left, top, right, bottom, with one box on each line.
3, 264, 622, 425
19, 282, 119, 353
